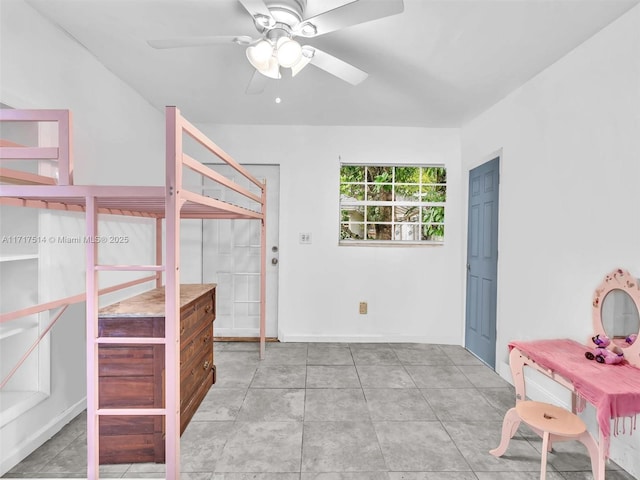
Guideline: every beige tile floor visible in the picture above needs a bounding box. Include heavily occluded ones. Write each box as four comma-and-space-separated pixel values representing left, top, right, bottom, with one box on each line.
3, 342, 636, 479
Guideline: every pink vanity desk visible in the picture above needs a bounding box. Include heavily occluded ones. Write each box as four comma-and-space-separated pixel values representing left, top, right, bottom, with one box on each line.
500, 338, 640, 480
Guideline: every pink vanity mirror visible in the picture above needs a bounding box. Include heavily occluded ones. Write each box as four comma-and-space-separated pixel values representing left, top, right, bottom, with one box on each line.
591, 268, 640, 368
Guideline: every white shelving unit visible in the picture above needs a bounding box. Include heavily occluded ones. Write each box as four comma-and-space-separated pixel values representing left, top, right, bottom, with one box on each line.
0, 111, 50, 428
0, 254, 39, 262
0, 232, 48, 428
0, 317, 39, 341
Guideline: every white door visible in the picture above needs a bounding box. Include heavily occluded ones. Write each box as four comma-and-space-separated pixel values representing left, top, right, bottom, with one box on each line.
202, 164, 279, 338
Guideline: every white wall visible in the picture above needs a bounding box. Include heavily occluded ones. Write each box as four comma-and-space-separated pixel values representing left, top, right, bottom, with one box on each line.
196, 124, 463, 344
0, 1, 164, 474
4, 0, 638, 475
461, 5, 640, 475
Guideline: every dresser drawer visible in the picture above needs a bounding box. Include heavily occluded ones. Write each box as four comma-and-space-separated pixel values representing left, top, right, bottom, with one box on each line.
179, 302, 198, 343
180, 291, 214, 343
196, 290, 215, 323
180, 323, 212, 368
180, 367, 215, 434
99, 345, 156, 377
180, 345, 213, 409
99, 317, 164, 338
98, 344, 164, 408
99, 416, 164, 464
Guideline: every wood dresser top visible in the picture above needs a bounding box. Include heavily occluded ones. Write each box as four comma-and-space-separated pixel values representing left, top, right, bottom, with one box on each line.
99, 284, 216, 317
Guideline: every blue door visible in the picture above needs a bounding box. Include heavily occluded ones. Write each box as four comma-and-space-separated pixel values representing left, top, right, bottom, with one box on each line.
465, 157, 500, 368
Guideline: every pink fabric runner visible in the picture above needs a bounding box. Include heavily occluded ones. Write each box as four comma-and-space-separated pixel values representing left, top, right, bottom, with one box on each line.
509, 338, 640, 444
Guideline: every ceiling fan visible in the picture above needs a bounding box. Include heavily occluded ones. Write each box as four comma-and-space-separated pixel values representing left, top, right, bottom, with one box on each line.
147, 0, 404, 93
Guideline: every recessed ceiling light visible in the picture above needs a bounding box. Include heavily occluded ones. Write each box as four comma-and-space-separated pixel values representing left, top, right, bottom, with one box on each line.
275, 97, 282, 104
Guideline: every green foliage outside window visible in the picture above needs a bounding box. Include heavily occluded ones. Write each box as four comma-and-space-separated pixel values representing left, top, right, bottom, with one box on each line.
339, 165, 446, 243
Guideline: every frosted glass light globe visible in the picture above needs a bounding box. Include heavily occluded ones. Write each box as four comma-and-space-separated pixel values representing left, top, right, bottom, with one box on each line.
246, 40, 274, 70
276, 38, 302, 68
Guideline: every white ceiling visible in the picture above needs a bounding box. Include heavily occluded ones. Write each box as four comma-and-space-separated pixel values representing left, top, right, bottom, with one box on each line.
25, 0, 639, 127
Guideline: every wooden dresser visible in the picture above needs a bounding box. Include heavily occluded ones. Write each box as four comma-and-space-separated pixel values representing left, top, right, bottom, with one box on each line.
97, 284, 216, 464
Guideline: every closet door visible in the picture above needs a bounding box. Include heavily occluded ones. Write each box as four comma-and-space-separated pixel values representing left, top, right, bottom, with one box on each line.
201, 164, 280, 338
465, 157, 500, 368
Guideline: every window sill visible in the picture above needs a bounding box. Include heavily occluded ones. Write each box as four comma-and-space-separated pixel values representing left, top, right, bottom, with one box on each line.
338, 240, 444, 247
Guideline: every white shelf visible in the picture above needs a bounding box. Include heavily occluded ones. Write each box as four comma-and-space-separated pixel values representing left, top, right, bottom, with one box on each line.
0, 254, 38, 263
0, 390, 49, 428
0, 317, 39, 340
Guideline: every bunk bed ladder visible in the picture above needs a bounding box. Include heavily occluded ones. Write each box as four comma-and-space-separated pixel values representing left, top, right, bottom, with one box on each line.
86, 108, 185, 479
84, 196, 169, 479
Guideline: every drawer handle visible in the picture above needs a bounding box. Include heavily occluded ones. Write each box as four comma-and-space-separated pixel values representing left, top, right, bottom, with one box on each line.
204, 305, 211, 314
203, 361, 210, 370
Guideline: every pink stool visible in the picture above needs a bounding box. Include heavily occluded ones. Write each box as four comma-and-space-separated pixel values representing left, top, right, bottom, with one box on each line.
490, 401, 598, 480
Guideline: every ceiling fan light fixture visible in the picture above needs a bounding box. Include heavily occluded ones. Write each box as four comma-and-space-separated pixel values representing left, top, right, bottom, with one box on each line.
275, 37, 302, 68
245, 39, 274, 70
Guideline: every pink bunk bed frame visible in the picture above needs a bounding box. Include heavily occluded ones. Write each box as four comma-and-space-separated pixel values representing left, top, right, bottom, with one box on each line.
0, 107, 267, 479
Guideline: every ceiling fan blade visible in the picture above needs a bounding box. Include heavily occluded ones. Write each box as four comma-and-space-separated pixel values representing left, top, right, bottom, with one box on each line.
295, 0, 404, 37
308, 47, 368, 85
246, 69, 269, 94
238, 0, 273, 21
147, 35, 252, 49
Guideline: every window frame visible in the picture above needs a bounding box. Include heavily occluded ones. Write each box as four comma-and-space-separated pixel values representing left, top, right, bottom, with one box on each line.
338, 163, 447, 246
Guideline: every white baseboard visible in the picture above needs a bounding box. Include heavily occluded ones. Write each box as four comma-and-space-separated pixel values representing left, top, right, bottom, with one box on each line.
278, 333, 459, 344
496, 361, 512, 383
0, 397, 86, 476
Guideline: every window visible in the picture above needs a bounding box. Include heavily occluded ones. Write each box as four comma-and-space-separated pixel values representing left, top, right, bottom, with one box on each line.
339, 165, 446, 244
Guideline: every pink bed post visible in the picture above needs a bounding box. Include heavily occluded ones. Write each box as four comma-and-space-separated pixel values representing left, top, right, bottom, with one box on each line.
165, 106, 182, 479
260, 180, 267, 359
85, 195, 100, 479
55, 110, 73, 185
156, 217, 163, 288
